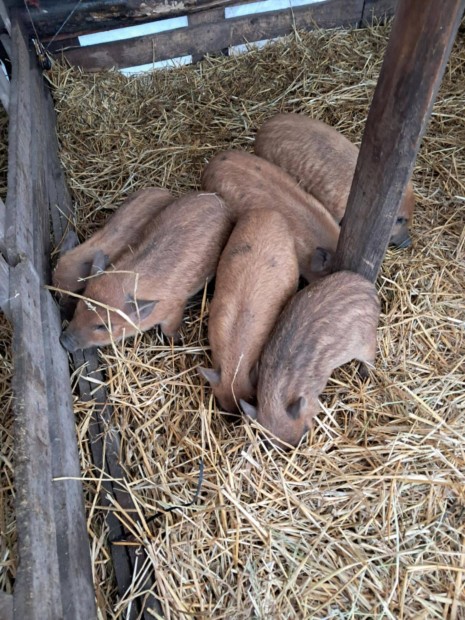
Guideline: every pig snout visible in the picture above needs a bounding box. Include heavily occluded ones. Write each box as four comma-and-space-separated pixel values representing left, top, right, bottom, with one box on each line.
60, 329, 82, 353
389, 218, 412, 249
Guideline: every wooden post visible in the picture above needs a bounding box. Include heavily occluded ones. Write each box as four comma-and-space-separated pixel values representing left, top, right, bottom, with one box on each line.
332, 0, 465, 281
5, 16, 97, 619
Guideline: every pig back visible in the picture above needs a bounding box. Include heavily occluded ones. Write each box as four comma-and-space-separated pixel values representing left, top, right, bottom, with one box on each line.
112, 191, 234, 299
201, 150, 340, 280
53, 187, 174, 293
209, 208, 299, 392
254, 114, 358, 222
259, 271, 380, 400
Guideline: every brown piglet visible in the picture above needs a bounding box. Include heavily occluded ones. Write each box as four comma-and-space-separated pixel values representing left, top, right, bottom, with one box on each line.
59, 192, 233, 352
240, 271, 380, 449
200, 208, 299, 412
201, 150, 340, 282
53, 187, 174, 296
254, 113, 415, 248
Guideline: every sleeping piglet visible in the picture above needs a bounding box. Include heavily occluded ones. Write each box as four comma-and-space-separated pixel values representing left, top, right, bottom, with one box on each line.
200, 208, 299, 412
53, 187, 174, 296
201, 150, 340, 282
240, 271, 380, 449
254, 113, 415, 248
60, 192, 233, 351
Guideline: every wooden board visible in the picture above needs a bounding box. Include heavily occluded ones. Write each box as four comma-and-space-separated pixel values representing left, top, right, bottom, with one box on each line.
52, 0, 363, 70
9, 258, 63, 620
5, 16, 97, 619
332, 0, 465, 281
6, 0, 368, 40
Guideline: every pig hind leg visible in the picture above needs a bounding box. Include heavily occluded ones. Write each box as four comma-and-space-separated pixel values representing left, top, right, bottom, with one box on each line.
159, 300, 186, 343
356, 338, 377, 380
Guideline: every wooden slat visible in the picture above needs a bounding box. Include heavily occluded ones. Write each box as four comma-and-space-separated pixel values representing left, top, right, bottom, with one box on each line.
9, 258, 63, 620
42, 293, 98, 620
0, 591, 13, 620
361, 0, 398, 22
6, 16, 97, 619
4, 17, 33, 264
54, 0, 364, 70
332, 0, 465, 281
21, 0, 281, 39
0, 66, 8, 112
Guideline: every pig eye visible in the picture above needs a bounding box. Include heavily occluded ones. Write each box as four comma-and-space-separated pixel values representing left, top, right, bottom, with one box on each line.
396, 217, 407, 225
92, 324, 107, 332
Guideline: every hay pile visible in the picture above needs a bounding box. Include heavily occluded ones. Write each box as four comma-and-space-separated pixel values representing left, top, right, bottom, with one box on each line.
49, 23, 465, 619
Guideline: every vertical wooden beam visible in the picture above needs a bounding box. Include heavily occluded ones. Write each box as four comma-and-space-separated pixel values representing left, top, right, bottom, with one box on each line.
332, 0, 465, 281
6, 15, 97, 619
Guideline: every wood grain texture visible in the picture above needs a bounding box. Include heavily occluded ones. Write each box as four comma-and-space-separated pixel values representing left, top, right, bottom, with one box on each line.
0, 591, 13, 620
42, 293, 97, 620
332, 0, 465, 281
54, 0, 363, 70
9, 258, 63, 620
6, 16, 97, 619
361, 0, 398, 22
4, 18, 33, 264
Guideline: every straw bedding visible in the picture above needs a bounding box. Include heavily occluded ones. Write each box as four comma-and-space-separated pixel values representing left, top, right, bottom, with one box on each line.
2, 20, 465, 618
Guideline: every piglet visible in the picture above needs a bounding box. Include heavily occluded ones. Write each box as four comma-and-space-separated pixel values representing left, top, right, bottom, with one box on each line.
60, 192, 233, 351
254, 113, 415, 248
53, 187, 174, 296
201, 150, 340, 282
240, 271, 380, 448
200, 208, 299, 412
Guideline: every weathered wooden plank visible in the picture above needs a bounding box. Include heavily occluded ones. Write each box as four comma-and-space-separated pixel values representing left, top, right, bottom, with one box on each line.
332, 0, 465, 281
42, 293, 98, 620
0, 66, 8, 113
22, 0, 272, 39
0, 591, 13, 620
5, 16, 97, 618
44, 88, 74, 248
361, 0, 397, 23
4, 17, 33, 264
9, 258, 63, 620
29, 63, 50, 282
55, 0, 363, 70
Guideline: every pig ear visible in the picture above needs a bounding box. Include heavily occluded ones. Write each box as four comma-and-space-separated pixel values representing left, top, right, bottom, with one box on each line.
240, 399, 257, 420
311, 247, 333, 273
286, 396, 306, 420
90, 250, 110, 276
60, 230, 79, 255
198, 367, 221, 387
125, 295, 158, 320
